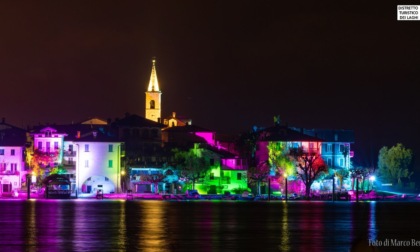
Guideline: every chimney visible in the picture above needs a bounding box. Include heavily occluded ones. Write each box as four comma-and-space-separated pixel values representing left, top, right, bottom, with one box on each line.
76, 131, 81, 139
93, 131, 97, 138
172, 112, 176, 118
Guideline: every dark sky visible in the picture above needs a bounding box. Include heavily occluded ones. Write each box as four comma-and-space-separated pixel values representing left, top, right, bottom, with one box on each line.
1, 1, 419, 170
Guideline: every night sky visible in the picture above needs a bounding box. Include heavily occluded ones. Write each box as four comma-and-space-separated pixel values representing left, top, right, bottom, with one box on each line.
1, 1, 419, 173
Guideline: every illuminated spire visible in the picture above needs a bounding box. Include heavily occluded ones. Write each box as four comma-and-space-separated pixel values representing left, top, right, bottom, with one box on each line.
147, 58, 160, 92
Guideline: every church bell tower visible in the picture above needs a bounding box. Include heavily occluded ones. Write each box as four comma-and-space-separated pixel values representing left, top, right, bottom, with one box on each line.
145, 58, 162, 122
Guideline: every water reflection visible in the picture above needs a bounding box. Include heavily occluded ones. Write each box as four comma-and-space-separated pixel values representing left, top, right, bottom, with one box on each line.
26, 200, 37, 252
0, 200, 418, 251
137, 201, 167, 251
279, 202, 289, 251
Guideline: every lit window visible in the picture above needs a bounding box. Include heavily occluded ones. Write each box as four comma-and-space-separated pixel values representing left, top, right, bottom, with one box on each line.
108, 160, 113, 168
85, 144, 89, 152
109, 145, 113, 152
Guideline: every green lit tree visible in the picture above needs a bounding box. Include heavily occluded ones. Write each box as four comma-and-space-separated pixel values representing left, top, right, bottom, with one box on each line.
376, 143, 413, 186
267, 142, 295, 177
50, 165, 67, 175
172, 146, 210, 190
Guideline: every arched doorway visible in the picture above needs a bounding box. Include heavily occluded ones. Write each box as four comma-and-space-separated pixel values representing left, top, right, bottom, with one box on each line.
81, 175, 115, 194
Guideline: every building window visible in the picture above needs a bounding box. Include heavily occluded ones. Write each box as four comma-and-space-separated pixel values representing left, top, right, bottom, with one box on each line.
339, 158, 344, 167
150, 100, 155, 109
237, 173, 242, 180
54, 142, 59, 149
85, 160, 89, 168
85, 144, 89, 152
327, 158, 332, 166
309, 142, 314, 149
11, 149, 15, 156
109, 144, 113, 152
69, 144, 73, 151
0, 149, 4, 155
46, 142, 51, 152
339, 144, 344, 152
68, 158, 74, 165
38, 142, 42, 150
45, 130, 51, 137
327, 144, 332, 152
11, 163, 17, 172
108, 160, 113, 168
210, 173, 214, 180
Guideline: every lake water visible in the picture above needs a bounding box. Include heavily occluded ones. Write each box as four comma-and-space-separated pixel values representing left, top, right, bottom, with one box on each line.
0, 199, 419, 252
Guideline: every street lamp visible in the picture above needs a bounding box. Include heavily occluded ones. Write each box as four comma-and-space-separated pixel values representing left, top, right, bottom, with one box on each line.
121, 170, 126, 193
284, 172, 288, 202
369, 175, 375, 191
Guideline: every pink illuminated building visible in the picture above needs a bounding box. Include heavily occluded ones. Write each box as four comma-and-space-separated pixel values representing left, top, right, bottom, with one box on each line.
0, 118, 28, 194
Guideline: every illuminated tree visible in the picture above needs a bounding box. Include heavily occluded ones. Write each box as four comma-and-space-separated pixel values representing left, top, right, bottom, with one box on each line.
334, 168, 349, 190
141, 173, 166, 193
267, 142, 295, 177
172, 146, 210, 190
289, 147, 328, 199
49, 165, 67, 175
247, 160, 270, 195
30, 149, 60, 179
349, 167, 370, 190
376, 143, 413, 186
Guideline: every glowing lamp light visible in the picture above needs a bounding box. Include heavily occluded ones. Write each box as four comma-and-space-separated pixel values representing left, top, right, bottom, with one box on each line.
121, 170, 126, 176
369, 176, 376, 182
283, 173, 288, 178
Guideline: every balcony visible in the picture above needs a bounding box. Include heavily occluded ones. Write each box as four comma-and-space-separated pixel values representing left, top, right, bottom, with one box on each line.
221, 158, 248, 170
0, 170, 20, 175
63, 151, 77, 157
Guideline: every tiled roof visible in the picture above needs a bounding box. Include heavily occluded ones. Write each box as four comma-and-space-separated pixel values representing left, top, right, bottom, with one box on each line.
298, 128, 355, 142
162, 124, 214, 133
30, 124, 120, 142
0, 128, 27, 146
0, 122, 27, 146
260, 125, 324, 142
111, 114, 165, 128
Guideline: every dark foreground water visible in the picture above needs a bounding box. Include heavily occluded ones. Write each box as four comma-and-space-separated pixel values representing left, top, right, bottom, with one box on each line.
0, 199, 419, 252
